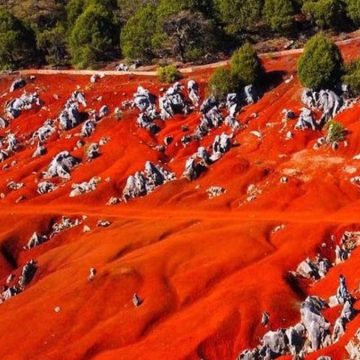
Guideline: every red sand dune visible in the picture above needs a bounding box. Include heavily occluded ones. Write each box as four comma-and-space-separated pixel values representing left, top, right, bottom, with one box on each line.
0, 39, 360, 360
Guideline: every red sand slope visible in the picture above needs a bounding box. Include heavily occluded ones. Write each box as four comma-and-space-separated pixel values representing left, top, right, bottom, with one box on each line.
0, 39, 360, 360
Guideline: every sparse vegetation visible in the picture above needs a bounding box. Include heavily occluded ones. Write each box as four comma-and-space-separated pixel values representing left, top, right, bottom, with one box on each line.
326, 120, 347, 143
157, 65, 182, 83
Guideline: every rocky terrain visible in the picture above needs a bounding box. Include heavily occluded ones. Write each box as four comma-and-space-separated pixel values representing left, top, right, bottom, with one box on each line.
1, 38, 360, 360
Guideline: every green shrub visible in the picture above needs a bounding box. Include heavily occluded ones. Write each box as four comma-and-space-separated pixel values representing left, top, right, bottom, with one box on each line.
157, 65, 182, 83
343, 59, 360, 95
208, 67, 235, 100
297, 33, 343, 90
231, 43, 263, 86
325, 120, 347, 143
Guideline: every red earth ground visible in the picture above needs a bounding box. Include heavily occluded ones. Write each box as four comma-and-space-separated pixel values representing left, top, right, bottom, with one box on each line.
1, 38, 360, 360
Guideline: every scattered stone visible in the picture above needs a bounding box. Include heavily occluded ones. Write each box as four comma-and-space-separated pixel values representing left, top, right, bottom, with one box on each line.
10, 78, 26, 92
132, 293, 143, 307
7, 181, 24, 190
106, 197, 121, 205
123, 161, 175, 201
261, 312, 270, 326
88, 268, 96, 281
44, 151, 79, 179
206, 186, 226, 199
37, 181, 57, 195
187, 80, 200, 107
70, 176, 101, 197
24, 232, 47, 250
97, 220, 111, 227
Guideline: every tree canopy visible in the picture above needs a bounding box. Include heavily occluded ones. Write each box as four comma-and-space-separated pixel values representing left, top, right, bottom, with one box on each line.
0, 8, 35, 69
120, 4, 157, 61
0, 0, 358, 69
69, 4, 118, 68
263, 0, 295, 33
208, 67, 235, 100
214, 0, 263, 35
298, 33, 343, 90
231, 43, 263, 86
302, 0, 347, 29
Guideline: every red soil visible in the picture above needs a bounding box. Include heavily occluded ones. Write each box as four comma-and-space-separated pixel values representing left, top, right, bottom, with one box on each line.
0, 39, 360, 360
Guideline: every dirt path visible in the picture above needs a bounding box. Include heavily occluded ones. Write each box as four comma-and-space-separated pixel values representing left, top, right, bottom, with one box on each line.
13, 33, 360, 78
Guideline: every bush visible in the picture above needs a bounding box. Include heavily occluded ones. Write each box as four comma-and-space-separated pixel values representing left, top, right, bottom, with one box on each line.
157, 65, 182, 83
298, 33, 343, 90
325, 120, 346, 143
69, 4, 117, 68
343, 59, 360, 94
231, 43, 263, 86
346, 0, 360, 26
208, 67, 235, 100
263, 0, 295, 33
302, 0, 347, 29
121, 5, 157, 62
0, 9, 35, 70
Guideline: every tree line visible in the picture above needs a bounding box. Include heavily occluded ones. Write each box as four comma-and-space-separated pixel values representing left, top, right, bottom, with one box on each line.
1, 0, 360, 70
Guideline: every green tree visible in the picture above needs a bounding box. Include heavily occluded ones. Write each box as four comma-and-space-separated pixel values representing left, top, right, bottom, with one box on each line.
0, 9, 35, 69
263, 0, 295, 33
302, 0, 347, 29
120, 5, 157, 62
37, 23, 68, 66
1, 0, 67, 31
208, 67, 235, 100
214, 0, 263, 34
343, 58, 360, 94
66, 0, 86, 28
162, 10, 217, 62
231, 43, 263, 86
185, 0, 216, 17
69, 4, 118, 68
346, 0, 360, 25
298, 33, 343, 90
